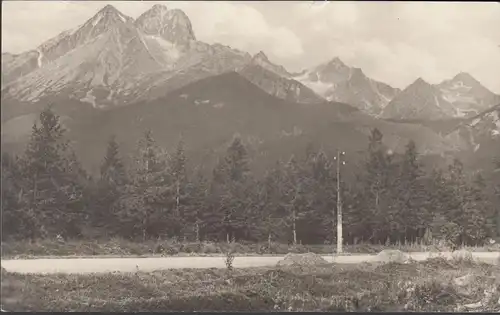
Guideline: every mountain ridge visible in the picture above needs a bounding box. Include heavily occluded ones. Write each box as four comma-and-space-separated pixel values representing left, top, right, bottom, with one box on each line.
1, 71, 459, 175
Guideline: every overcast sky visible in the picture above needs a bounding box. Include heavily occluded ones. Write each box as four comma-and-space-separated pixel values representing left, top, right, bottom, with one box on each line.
2, 1, 500, 93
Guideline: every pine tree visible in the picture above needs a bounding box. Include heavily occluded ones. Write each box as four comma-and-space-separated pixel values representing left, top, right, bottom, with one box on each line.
18, 107, 86, 239
1, 152, 34, 239
114, 130, 171, 240
100, 135, 128, 187
445, 159, 491, 245
91, 135, 128, 234
183, 166, 209, 242
170, 137, 190, 238
256, 160, 288, 245
394, 140, 431, 242
302, 149, 336, 244
208, 136, 252, 242
360, 128, 395, 243
281, 155, 314, 245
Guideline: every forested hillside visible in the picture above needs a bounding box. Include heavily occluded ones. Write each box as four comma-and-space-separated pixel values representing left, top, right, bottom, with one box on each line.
2, 108, 499, 246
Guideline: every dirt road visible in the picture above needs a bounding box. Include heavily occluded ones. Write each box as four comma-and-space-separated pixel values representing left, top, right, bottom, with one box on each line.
2, 252, 498, 274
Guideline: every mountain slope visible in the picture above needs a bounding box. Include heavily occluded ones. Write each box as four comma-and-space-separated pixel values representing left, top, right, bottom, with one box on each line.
1, 4, 253, 110
293, 57, 400, 115
237, 51, 324, 104
450, 104, 500, 149
381, 78, 455, 120
442, 104, 500, 171
2, 72, 459, 174
437, 72, 500, 117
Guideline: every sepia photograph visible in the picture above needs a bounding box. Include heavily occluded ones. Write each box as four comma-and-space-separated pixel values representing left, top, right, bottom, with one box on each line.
1, 0, 499, 312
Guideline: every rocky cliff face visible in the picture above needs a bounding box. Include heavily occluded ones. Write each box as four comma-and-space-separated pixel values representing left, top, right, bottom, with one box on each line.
293, 57, 400, 115
1, 4, 252, 109
437, 72, 500, 117
381, 78, 455, 120
238, 51, 323, 104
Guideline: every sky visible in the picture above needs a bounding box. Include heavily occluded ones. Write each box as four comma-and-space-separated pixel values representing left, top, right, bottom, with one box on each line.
2, 1, 500, 93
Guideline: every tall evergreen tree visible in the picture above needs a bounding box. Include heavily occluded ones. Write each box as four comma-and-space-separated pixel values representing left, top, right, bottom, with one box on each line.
16, 107, 86, 239
393, 140, 431, 242
254, 160, 288, 244
170, 137, 190, 238
100, 136, 128, 186
360, 128, 395, 243
1, 152, 34, 239
90, 135, 129, 234
208, 136, 253, 242
444, 159, 491, 245
114, 130, 172, 240
182, 166, 209, 242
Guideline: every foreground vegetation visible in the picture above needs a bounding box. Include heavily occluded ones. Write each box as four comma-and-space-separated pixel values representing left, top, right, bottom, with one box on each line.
2, 238, 500, 259
2, 258, 499, 312
2, 107, 500, 248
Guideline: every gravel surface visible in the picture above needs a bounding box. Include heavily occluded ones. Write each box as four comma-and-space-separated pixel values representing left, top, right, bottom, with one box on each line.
2, 252, 499, 274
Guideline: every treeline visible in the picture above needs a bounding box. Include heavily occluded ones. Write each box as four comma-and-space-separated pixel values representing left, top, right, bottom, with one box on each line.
2, 108, 499, 246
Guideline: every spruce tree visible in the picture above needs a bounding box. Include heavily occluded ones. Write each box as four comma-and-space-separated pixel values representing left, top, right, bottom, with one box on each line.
361, 128, 395, 243
209, 136, 252, 242
92, 135, 128, 233
100, 136, 128, 186
394, 140, 430, 242
18, 107, 86, 239
170, 137, 190, 238
1, 152, 33, 239
114, 130, 171, 240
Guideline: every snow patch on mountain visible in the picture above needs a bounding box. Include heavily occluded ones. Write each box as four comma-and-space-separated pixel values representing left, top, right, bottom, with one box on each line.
294, 71, 332, 96
80, 90, 98, 108
294, 57, 399, 115
36, 50, 43, 67
437, 72, 500, 117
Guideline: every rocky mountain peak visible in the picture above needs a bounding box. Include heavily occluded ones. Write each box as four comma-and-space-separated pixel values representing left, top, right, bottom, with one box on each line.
135, 6, 195, 45
408, 77, 434, 90
327, 57, 347, 68
450, 72, 481, 87
248, 50, 291, 77
89, 4, 133, 28
350, 67, 367, 80
314, 56, 349, 76
151, 4, 169, 13
414, 77, 427, 85
253, 51, 269, 62
453, 71, 475, 81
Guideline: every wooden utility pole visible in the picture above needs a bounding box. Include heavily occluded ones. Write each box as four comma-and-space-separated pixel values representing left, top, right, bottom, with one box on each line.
335, 150, 345, 254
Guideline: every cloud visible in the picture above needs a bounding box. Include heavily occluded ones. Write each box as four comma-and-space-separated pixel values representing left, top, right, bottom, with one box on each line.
271, 1, 500, 93
174, 2, 304, 60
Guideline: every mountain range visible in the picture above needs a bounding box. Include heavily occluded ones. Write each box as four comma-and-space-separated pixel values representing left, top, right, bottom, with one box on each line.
1, 4, 499, 173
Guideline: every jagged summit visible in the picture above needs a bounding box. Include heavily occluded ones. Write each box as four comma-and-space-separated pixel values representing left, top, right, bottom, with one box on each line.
381, 76, 454, 120
453, 71, 476, 81
328, 56, 345, 66
253, 51, 269, 61
247, 50, 291, 78
438, 72, 500, 117
100, 4, 120, 13
135, 6, 195, 45
151, 4, 168, 11
294, 57, 400, 115
449, 72, 482, 87
413, 77, 428, 85
89, 4, 133, 27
